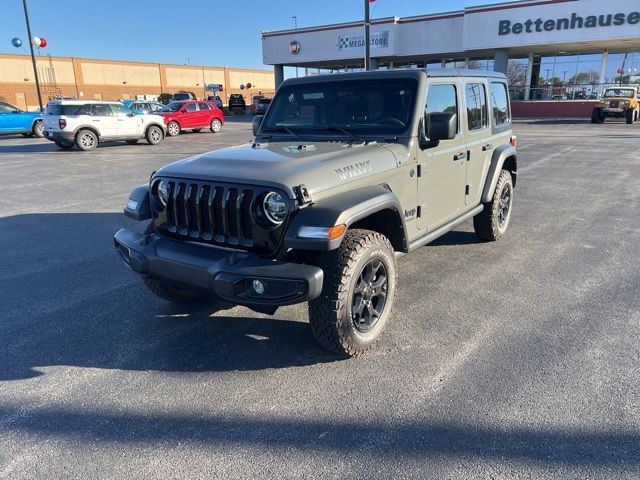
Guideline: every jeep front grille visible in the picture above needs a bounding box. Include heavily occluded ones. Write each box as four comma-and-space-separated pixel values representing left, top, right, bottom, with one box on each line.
151, 178, 290, 255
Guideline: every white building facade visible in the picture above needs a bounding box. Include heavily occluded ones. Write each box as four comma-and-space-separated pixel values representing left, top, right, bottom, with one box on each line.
262, 0, 640, 101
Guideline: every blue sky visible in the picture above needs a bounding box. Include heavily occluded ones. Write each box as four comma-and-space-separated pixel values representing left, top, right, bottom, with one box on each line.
2, 0, 502, 70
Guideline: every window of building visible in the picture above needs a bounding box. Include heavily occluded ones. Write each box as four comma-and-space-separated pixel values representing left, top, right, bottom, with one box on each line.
606, 51, 640, 85
489, 82, 510, 126
465, 83, 487, 131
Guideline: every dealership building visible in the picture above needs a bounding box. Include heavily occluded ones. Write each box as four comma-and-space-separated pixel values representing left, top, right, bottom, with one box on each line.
262, 0, 640, 117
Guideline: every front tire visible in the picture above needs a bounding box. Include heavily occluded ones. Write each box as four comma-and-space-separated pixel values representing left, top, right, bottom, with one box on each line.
473, 169, 514, 241
210, 118, 222, 133
145, 125, 163, 145
141, 224, 205, 304
166, 121, 180, 136
308, 229, 397, 356
591, 108, 604, 124
626, 109, 635, 124
75, 129, 98, 151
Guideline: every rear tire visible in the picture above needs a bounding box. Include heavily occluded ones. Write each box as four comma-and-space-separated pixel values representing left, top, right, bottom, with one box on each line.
54, 140, 74, 150
308, 229, 397, 356
32, 120, 44, 138
145, 125, 163, 145
473, 169, 513, 241
626, 109, 634, 124
166, 121, 180, 136
75, 129, 98, 151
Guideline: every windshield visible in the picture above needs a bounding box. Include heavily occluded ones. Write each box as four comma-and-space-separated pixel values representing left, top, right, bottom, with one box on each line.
0, 102, 20, 113
262, 78, 417, 136
604, 89, 635, 98
161, 101, 184, 112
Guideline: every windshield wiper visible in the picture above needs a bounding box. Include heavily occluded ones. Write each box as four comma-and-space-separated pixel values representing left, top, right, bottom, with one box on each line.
312, 125, 364, 144
262, 126, 302, 140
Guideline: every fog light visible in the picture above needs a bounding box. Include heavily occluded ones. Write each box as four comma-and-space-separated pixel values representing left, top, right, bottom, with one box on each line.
252, 279, 265, 295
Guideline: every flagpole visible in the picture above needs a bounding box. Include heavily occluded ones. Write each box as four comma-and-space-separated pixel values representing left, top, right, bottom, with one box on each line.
364, 0, 371, 71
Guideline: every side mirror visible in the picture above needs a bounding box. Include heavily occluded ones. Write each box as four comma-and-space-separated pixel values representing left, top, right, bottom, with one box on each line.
419, 113, 457, 150
252, 115, 264, 136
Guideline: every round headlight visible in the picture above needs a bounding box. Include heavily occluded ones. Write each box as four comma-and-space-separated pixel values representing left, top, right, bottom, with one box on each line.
262, 191, 288, 225
157, 179, 169, 207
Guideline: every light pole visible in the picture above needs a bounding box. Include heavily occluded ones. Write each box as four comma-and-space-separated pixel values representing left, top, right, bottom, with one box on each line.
292, 16, 298, 78
364, 0, 371, 70
22, 0, 43, 111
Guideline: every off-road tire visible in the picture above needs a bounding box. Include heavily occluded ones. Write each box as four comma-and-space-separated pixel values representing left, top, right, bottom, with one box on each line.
141, 224, 205, 304
125, 139, 138, 144
591, 108, 604, 124
626, 109, 634, 124
55, 140, 74, 150
145, 125, 163, 145
308, 229, 397, 356
32, 120, 44, 138
166, 121, 180, 137
473, 169, 513, 241
75, 129, 98, 151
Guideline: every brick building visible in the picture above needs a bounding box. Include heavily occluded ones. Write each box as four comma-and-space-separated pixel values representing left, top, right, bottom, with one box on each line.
0, 53, 275, 110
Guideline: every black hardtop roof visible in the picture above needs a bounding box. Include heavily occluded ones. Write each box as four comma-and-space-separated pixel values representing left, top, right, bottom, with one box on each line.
282, 68, 507, 86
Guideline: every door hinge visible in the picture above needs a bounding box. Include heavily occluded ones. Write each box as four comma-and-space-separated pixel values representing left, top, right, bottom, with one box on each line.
416, 205, 422, 218
417, 164, 422, 177
465, 185, 470, 195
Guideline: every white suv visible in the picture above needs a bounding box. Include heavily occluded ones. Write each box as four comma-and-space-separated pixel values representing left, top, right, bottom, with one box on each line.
43, 100, 166, 151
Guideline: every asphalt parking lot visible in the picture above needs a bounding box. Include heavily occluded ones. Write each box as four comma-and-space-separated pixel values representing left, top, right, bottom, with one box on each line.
1, 117, 639, 479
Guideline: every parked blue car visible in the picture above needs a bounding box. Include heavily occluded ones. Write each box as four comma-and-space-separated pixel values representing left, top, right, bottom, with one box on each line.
0, 102, 44, 137
121, 100, 164, 115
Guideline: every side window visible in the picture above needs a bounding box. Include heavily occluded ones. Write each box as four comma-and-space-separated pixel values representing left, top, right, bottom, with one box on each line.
185, 103, 197, 113
490, 82, 510, 126
425, 84, 458, 134
465, 83, 488, 131
110, 104, 132, 116
91, 104, 112, 117
197, 102, 210, 110
76, 105, 92, 116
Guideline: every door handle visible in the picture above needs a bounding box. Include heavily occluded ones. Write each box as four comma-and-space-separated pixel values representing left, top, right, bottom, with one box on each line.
453, 152, 467, 161
92, 119, 100, 122
482, 144, 494, 151
117, 119, 125, 122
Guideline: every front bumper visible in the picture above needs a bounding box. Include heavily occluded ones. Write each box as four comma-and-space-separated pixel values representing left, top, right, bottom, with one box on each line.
114, 228, 323, 307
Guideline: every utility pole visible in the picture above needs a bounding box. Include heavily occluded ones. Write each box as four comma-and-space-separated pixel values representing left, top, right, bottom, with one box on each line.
22, 0, 43, 111
364, 0, 371, 71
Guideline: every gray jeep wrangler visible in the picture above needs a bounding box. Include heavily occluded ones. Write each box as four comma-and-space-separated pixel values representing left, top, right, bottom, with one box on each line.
114, 69, 517, 356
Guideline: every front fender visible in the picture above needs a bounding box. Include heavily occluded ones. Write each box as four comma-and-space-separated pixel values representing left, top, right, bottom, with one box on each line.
481, 145, 517, 203
284, 185, 407, 251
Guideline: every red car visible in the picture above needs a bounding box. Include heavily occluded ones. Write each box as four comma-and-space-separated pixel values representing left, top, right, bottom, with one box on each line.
157, 100, 224, 136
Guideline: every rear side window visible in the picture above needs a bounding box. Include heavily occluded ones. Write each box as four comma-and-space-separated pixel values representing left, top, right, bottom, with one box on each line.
92, 104, 113, 116
426, 84, 458, 133
185, 103, 197, 112
46, 104, 87, 115
465, 83, 488, 131
490, 82, 510, 126
197, 102, 210, 110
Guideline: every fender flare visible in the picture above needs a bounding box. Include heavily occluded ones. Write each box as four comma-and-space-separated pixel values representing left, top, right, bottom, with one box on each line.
481, 144, 517, 203
145, 122, 166, 135
73, 124, 102, 139
284, 185, 408, 252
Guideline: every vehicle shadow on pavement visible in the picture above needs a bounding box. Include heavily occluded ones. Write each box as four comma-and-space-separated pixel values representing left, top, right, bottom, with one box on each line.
0, 141, 144, 153
0, 403, 638, 468
429, 230, 481, 246
0, 213, 339, 382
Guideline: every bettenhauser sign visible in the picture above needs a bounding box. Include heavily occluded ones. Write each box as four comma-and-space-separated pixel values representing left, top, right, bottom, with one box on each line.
462, 0, 640, 50
498, 10, 640, 36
